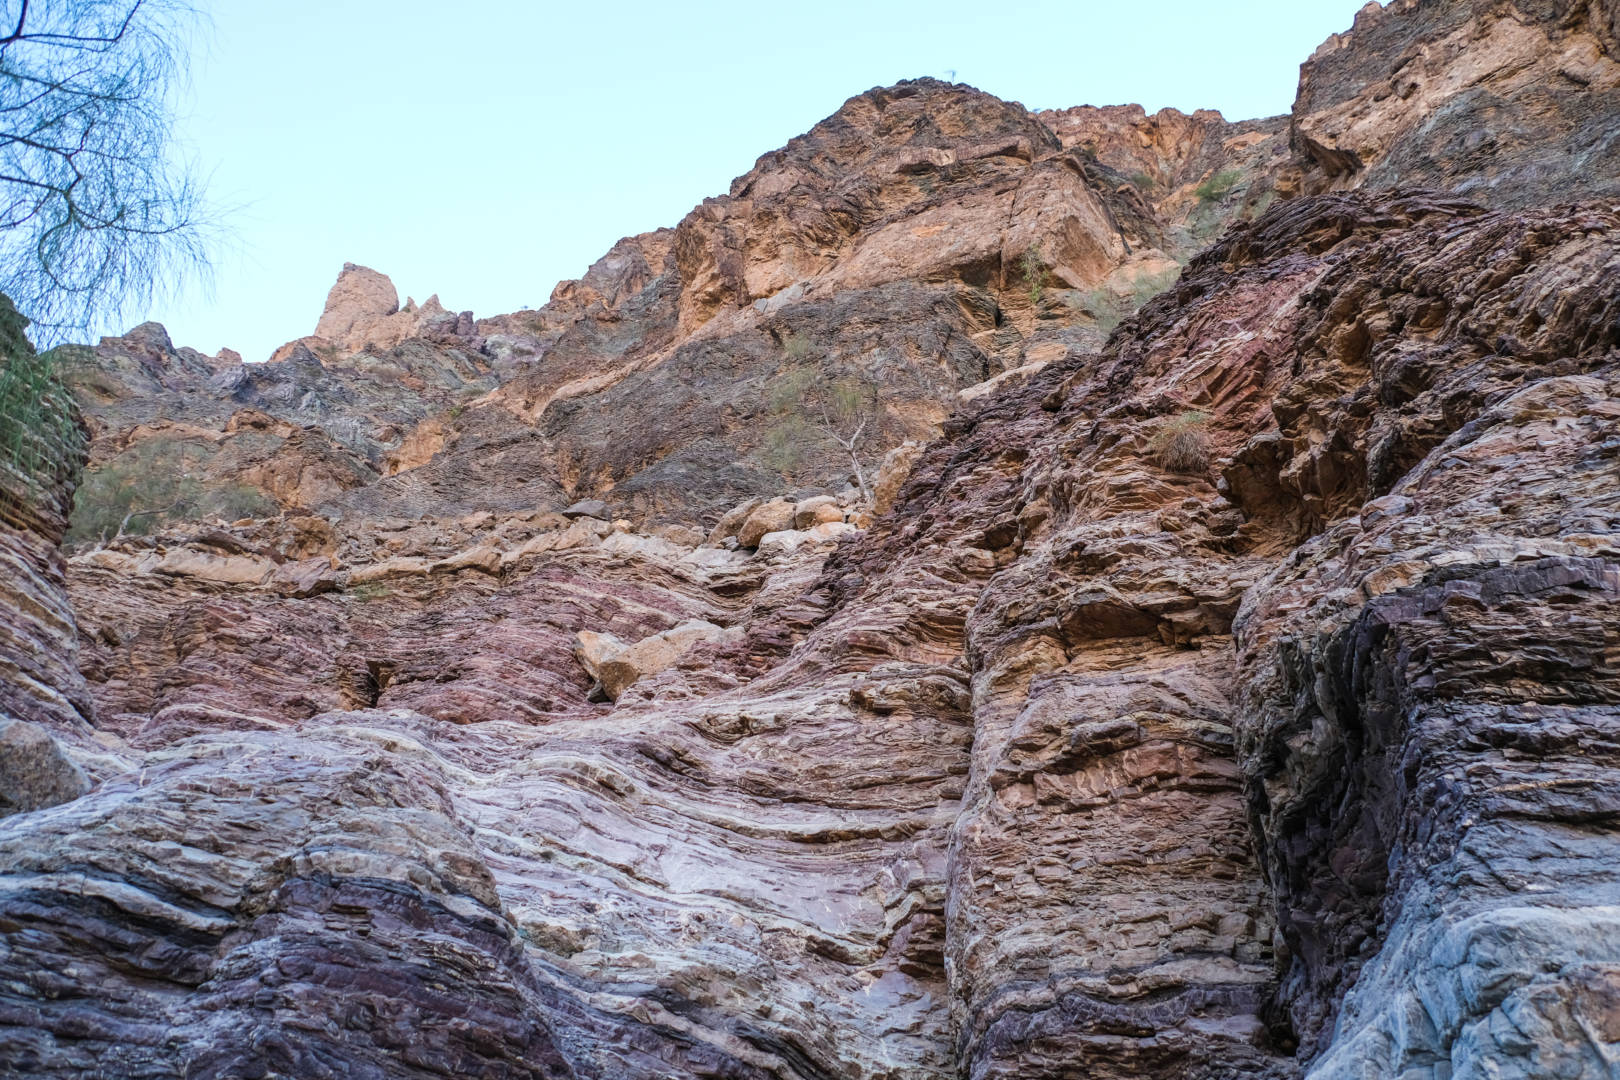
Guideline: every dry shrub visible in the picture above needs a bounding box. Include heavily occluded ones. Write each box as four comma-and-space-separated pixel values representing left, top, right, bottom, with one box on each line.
1151, 411, 1212, 474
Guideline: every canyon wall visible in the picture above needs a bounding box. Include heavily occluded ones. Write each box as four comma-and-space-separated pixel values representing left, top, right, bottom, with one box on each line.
1, 1, 1618, 1078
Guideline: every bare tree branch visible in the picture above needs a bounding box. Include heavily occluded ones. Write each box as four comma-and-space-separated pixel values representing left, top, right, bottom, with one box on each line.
0, 0, 212, 341
765, 339, 884, 504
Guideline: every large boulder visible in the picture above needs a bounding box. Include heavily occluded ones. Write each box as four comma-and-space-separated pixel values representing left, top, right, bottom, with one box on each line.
562, 499, 611, 521
736, 499, 796, 549
706, 496, 763, 545
0, 719, 88, 818
793, 495, 843, 529
573, 619, 727, 702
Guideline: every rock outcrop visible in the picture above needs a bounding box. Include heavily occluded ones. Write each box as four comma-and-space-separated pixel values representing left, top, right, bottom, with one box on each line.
2, 1, 1619, 1078
1289, 0, 1620, 207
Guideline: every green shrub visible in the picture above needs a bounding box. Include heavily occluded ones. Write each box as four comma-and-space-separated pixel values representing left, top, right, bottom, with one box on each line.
210, 483, 278, 523
0, 296, 84, 493
1128, 171, 1157, 193
1069, 266, 1182, 335
760, 360, 882, 501
1021, 244, 1049, 306
1243, 189, 1279, 222
67, 438, 275, 542
1194, 169, 1242, 204
761, 413, 812, 475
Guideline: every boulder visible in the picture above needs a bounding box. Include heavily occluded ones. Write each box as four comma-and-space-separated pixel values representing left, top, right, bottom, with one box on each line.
808, 521, 855, 543
793, 495, 843, 529
273, 556, 340, 598
759, 522, 857, 558
737, 499, 796, 548
706, 497, 763, 545
655, 524, 705, 547
562, 499, 611, 520
755, 529, 808, 558
0, 719, 88, 818
573, 619, 727, 702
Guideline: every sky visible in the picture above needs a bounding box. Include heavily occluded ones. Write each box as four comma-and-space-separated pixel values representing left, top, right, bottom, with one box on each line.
133, 0, 1368, 363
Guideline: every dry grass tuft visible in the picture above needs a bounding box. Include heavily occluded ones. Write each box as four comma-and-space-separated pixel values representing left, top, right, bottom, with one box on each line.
1151, 411, 1212, 474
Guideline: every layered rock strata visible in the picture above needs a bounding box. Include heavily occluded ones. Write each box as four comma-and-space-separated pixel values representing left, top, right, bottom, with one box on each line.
0, 300, 93, 817
1289, 0, 1620, 206
6, 185, 1614, 1078
1, 1, 1618, 1077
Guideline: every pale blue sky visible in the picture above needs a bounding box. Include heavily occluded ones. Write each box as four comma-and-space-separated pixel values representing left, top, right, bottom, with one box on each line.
138, 0, 1366, 362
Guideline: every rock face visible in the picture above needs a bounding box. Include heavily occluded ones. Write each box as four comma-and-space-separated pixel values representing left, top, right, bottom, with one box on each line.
2, 2, 1619, 1078
0, 298, 96, 817
1289, 0, 1620, 207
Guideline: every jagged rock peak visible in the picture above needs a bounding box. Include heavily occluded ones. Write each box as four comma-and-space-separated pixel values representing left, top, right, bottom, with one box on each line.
114, 321, 175, 353
307, 263, 475, 356
313, 262, 400, 346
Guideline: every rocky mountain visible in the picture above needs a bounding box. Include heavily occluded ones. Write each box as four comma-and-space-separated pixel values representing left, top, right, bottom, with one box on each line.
1, 0, 1618, 1078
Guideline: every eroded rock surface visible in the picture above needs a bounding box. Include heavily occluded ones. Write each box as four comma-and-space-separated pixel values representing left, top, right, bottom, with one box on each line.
2, 2, 1619, 1077
1289, 0, 1620, 207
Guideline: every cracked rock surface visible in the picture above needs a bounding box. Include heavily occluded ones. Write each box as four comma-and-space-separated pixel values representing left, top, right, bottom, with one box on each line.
2, 1, 1619, 1077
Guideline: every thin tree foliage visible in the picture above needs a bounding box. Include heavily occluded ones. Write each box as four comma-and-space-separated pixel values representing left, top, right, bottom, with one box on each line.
0, 0, 211, 339
764, 335, 885, 504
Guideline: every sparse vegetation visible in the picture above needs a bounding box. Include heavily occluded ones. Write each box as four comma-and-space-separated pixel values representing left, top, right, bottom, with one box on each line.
0, 302, 84, 495
1128, 171, 1157, 193
1020, 244, 1049, 306
66, 438, 276, 543
348, 581, 394, 603
1150, 410, 1213, 474
367, 362, 409, 386
1194, 169, 1243, 204
762, 340, 884, 502
1243, 188, 1279, 222
1069, 266, 1182, 335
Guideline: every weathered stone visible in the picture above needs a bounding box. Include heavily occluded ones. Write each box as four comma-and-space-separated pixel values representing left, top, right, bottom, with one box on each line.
0, 719, 88, 817
736, 498, 796, 548
705, 495, 762, 545
871, 439, 925, 515
561, 498, 611, 520
573, 618, 727, 701
271, 556, 339, 598
1, 5, 1618, 1077
793, 495, 843, 529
